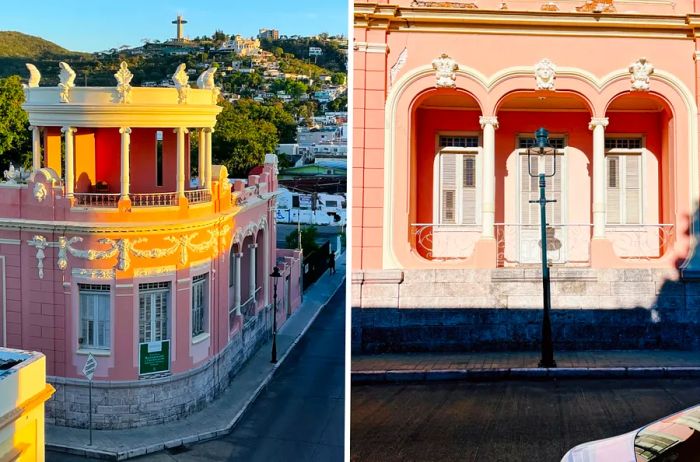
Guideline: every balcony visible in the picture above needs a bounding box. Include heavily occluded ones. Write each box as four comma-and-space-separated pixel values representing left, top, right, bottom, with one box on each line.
411, 223, 675, 266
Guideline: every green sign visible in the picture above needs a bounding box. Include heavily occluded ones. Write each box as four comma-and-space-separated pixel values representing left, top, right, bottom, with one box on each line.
139, 340, 170, 375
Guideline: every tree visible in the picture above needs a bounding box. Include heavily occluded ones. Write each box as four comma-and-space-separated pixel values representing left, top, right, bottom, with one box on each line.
285, 225, 319, 253
212, 100, 278, 178
0, 75, 31, 169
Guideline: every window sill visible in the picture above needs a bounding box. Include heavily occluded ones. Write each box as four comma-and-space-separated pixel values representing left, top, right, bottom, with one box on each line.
192, 333, 210, 345
77, 348, 111, 357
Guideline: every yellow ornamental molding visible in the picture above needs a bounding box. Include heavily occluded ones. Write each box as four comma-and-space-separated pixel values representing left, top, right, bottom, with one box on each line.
164, 230, 218, 265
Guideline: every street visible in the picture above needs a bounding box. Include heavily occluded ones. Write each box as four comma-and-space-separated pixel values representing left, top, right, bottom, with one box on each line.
48, 282, 345, 462
351, 378, 700, 462
276, 224, 343, 249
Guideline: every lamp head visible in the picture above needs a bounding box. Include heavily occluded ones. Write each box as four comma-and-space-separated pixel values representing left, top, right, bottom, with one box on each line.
535, 127, 550, 151
270, 266, 282, 278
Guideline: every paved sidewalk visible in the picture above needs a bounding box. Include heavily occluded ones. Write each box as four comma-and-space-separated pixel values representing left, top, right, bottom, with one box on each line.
352, 350, 700, 382
47, 252, 346, 461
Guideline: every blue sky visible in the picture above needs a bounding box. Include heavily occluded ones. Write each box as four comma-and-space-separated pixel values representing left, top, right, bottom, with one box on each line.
2, 0, 349, 52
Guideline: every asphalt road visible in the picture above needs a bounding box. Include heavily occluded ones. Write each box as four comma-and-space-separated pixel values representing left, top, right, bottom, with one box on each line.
351, 378, 700, 462
48, 282, 346, 462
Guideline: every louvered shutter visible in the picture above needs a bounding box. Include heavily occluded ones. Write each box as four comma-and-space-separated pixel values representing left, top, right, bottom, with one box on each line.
521, 155, 539, 225
441, 154, 456, 224
462, 155, 476, 224
545, 155, 562, 224
606, 156, 620, 224
624, 155, 641, 224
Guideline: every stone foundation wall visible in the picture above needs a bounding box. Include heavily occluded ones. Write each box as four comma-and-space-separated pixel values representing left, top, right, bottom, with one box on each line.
46, 306, 272, 429
352, 269, 700, 353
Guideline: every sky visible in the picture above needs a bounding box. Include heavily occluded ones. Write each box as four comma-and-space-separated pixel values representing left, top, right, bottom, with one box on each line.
2, 0, 349, 53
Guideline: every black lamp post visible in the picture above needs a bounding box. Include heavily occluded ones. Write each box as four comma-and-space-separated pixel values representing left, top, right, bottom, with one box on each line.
527, 127, 557, 368
270, 266, 282, 363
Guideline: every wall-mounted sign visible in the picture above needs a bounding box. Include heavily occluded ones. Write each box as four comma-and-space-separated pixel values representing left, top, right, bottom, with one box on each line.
139, 340, 170, 375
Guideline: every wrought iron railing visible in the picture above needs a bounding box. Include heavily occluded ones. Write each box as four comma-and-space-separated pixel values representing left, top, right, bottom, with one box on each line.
241, 287, 262, 318
74, 193, 120, 207
129, 192, 178, 207
495, 223, 593, 267
607, 224, 675, 260
185, 189, 211, 204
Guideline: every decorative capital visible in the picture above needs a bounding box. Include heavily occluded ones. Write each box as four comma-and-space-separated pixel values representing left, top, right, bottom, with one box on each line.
172, 63, 190, 104
60, 126, 77, 134
588, 117, 609, 130
535, 58, 556, 90
629, 57, 653, 92
114, 61, 134, 104
119, 127, 132, 135
432, 54, 458, 88
58, 62, 76, 103
479, 115, 499, 129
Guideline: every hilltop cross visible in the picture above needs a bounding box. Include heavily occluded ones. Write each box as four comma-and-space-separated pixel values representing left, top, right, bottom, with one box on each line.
172, 15, 188, 42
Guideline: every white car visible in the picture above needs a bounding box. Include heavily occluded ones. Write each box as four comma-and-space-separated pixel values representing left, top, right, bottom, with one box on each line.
561, 404, 700, 462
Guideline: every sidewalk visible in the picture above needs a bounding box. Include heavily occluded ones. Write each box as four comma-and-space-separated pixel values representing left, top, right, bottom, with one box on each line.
352, 350, 700, 383
47, 252, 346, 460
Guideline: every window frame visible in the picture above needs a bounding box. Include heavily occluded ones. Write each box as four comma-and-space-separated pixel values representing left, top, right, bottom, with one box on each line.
77, 283, 111, 353
191, 273, 209, 342
432, 132, 483, 226
138, 281, 171, 344
604, 135, 646, 226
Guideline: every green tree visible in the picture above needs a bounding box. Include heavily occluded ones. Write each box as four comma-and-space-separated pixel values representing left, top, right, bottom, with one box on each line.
0, 75, 31, 169
285, 225, 319, 253
212, 100, 278, 178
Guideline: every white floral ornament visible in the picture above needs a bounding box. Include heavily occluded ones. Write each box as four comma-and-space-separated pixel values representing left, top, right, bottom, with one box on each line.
172, 63, 190, 104
432, 54, 458, 88
114, 61, 134, 103
629, 57, 653, 92
535, 58, 556, 91
58, 62, 76, 103
33, 182, 47, 202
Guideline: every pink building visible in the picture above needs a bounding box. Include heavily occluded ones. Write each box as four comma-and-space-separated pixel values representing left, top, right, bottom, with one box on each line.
0, 62, 301, 429
352, 0, 700, 353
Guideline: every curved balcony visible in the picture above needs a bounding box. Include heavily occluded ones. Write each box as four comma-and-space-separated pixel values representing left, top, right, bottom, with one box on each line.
73, 189, 212, 208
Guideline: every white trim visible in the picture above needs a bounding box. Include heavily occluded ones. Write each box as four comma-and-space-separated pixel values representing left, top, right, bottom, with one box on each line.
354, 42, 388, 54
0, 239, 20, 245
76, 348, 111, 357
604, 136, 646, 226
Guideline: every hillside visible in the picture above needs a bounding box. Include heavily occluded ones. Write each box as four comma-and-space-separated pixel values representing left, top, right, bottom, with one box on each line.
0, 31, 82, 58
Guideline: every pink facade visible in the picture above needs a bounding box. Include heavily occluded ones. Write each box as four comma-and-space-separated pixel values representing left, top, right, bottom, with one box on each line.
0, 69, 301, 428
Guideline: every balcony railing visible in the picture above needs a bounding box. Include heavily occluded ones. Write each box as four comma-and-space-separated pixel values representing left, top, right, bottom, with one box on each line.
74, 193, 120, 207
185, 189, 212, 204
241, 287, 262, 319
129, 192, 178, 207
607, 224, 675, 260
413, 222, 675, 265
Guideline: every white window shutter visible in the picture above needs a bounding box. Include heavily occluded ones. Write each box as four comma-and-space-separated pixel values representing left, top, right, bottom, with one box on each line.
440, 154, 456, 224
462, 155, 476, 224
625, 155, 641, 224
606, 156, 621, 224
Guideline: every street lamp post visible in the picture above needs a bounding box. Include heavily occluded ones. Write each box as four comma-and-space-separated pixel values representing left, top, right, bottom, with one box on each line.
527, 127, 557, 368
270, 266, 282, 363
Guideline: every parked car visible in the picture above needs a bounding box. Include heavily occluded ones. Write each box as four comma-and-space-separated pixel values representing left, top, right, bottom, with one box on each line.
561, 404, 700, 461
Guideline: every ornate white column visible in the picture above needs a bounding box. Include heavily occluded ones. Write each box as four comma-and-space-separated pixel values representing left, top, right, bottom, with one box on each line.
198, 129, 206, 188
479, 116, 499, 238
175, 127, 187, 199
589, 117, 609, 238
249, 242, 258, 304
234, 252, 243, 316
205, 128, 213, 189
119, 127, 131, 200
61, 126, 76, 198
30, 126, 41, 171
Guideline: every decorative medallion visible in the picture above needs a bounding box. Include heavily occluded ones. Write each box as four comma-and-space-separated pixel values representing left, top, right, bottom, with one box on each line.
432, 54, 458, 88
576, 0, 615, 12
33, 182, 47, 202
541, 1, 559, 11
114, 61, 134, 104
28, 235, 49, 279
535, 59, 556, 91
58, 62, 76, 103
629, 57, 653, 92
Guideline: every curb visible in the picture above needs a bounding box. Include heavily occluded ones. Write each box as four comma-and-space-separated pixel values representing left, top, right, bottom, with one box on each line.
47, 275, 346, 461
351, 366, 700, 383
